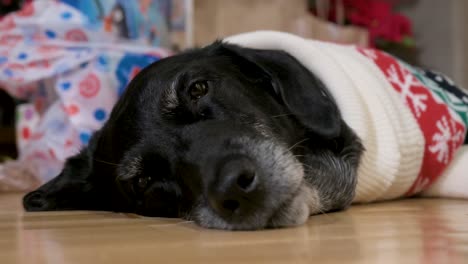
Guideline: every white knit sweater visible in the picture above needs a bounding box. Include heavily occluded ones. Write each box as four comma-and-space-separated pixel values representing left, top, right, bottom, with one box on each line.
225, 31, 468, 202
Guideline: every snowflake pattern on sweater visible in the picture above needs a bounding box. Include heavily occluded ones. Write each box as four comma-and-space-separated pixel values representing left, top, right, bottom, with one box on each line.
358, 48, 468, 196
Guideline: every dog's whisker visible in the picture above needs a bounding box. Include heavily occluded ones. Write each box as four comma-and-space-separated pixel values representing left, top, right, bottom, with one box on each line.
285, 138, 309, 153
302, 164, 313, 169
94, 158, 119, 166
314, 206, 333, 220
270, 143, 305, 168
270, 113, 294, 118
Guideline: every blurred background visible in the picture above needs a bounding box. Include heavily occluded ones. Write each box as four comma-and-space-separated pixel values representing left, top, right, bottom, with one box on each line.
0, 0, 467, 191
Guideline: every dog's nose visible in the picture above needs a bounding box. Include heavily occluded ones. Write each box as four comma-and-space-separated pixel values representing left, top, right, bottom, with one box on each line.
208, 155, 260, 218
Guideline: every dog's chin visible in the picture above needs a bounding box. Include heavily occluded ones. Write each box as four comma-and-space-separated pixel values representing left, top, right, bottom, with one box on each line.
266, 184, 322, 228
191, 184, 321, 230
191, 204, 270, 230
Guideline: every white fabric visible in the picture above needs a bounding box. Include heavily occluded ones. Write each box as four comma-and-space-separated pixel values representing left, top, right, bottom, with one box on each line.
225, 31, 428, 202
422, 146, 468, 199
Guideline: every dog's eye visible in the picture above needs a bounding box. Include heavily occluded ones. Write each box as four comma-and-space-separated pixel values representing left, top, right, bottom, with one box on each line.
189, 81, 208, 100
134, 176, 152, 192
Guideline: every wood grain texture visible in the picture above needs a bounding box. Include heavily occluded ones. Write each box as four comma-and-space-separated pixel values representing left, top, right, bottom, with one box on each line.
1, 193, 467, 263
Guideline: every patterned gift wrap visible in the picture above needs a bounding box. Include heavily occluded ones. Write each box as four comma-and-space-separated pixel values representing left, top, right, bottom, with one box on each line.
0, 1, 172, 186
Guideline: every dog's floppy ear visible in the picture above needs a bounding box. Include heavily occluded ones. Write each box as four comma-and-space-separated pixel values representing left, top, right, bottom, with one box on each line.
22, 127, 122, 211
219, 42, 341, 139
23, 148, 97, 211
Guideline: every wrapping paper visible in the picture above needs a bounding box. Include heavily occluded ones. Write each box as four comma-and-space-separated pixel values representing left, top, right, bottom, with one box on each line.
0, 1, 171, 190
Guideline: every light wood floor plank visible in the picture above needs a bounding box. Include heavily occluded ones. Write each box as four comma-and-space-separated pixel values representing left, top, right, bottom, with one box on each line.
1, 193, 467, 263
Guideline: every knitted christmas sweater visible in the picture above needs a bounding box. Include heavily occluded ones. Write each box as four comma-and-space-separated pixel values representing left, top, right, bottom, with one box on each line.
225, 31, 468, 202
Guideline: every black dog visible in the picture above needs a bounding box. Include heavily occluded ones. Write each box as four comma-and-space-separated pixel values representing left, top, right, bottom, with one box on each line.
23, 41, 363, 230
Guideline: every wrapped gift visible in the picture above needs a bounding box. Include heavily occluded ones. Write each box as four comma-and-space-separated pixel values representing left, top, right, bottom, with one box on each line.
0, 1, 173, 190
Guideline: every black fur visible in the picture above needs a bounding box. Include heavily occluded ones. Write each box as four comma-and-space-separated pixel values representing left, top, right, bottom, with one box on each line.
23, 42, 363, 230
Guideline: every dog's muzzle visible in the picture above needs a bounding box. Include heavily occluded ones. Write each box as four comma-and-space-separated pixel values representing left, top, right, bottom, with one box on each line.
180, 121, 305, 229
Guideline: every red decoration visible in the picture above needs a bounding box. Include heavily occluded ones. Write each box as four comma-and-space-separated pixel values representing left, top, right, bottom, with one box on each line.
311, 0, 414, 47
64, 104, 80, 115
28, 60, 51, 68
0, 15, 15, 30
21, 127, 30, 139
65, 139, 74, 148
130, 66, 142, 80
15, 2, 34, 17
48, 148, 56, 159
79, 73, 100, 98
65, 29, 89, 42
0, 34, 23, 46
345, 0, 412, 46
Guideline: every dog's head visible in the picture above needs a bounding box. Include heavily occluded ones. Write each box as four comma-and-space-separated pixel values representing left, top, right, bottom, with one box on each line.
23, 42, 359, 230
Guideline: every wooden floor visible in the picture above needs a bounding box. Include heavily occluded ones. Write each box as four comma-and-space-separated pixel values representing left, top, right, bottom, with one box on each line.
1, 193, 467, 264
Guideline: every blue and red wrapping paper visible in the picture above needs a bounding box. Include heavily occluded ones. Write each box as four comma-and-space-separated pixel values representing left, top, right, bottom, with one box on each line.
0, 1, 172, 186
